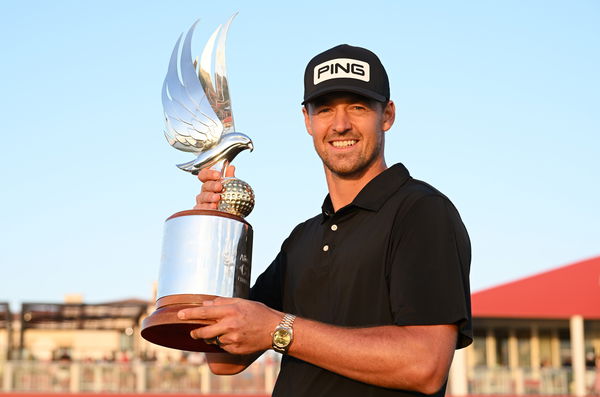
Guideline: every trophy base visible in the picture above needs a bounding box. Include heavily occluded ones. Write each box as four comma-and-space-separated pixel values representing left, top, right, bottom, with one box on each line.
141, 294, 224, 352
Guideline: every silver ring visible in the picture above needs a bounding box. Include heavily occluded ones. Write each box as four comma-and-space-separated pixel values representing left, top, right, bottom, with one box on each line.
216, 335, 223, 346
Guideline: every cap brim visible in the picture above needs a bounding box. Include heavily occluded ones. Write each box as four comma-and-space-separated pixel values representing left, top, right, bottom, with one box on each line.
302, 85, 387, 105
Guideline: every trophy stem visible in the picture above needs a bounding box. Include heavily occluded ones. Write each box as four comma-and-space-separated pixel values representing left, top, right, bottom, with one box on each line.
210, 159, 231, 176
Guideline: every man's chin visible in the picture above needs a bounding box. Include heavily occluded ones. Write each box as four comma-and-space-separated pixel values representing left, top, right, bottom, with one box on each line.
324, 161, 370, 179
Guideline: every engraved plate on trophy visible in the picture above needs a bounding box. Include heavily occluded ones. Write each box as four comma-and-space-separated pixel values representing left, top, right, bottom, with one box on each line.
141, 14, 254, 352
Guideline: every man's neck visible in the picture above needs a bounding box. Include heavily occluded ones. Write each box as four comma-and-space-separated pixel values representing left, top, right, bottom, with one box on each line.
325, 160, 388, 212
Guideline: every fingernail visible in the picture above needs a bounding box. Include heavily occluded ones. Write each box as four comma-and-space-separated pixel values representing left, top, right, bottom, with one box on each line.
202, 300, 214, 306
177, 311, 186, 319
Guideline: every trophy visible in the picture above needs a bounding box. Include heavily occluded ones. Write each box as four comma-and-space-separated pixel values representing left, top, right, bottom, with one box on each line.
141, 15, 254, 352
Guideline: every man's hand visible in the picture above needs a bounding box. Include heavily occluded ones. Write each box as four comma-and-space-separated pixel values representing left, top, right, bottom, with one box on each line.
193, 166, 236, 210
180, 297, 457, 392
178, 297, 282, 356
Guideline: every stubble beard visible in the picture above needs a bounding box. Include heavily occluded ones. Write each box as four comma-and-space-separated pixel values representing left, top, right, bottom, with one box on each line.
317, 134, 385, 179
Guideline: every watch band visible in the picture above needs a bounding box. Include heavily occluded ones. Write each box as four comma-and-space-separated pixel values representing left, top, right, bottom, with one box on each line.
281, 313, 296, 328
272, 313, 296, 354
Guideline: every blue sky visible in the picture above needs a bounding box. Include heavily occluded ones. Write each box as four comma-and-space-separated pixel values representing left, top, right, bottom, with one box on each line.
1, 1, 598, 310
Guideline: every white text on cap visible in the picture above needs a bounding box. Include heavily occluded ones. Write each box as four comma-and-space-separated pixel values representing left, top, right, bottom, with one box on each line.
313, 58, 370, 85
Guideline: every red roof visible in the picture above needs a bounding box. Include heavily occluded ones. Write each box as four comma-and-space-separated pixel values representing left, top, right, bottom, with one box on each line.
472, 255, 600, 319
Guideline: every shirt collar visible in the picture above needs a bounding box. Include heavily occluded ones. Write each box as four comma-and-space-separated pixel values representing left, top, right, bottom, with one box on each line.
321, 163, 411, 221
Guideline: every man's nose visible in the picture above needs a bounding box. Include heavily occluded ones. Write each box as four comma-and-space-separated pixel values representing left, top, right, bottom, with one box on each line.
332, 109, 352, 133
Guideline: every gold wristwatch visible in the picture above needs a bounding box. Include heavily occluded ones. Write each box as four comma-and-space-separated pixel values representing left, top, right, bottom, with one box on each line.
272, 313, 296, 354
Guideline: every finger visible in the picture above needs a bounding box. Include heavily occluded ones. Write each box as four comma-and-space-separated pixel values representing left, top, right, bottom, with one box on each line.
196, 191, 221, 204
190, 322, 229, 340
206, 335, 226, 347
225, 165, 236, 178
194, 193, 220, 210
191, 297, 235, 308
204, 335, 227, 346
177, 304, 233, 321
201, 180, 224, 194
198, 168, 222, 183
193, 202, 218, 210
210, 297, 236, 306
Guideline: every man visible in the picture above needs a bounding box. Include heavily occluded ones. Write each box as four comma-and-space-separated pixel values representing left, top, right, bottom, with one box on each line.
178, 44, 472, 396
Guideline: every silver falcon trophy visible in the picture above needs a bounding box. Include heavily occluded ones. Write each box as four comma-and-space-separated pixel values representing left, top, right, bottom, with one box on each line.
141, 15, 254, 352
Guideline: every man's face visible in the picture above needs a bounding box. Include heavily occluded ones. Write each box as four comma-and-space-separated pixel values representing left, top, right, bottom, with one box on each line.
303, 93, 395, 178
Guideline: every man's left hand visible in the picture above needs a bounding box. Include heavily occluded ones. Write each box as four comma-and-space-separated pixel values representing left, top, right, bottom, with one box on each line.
178, 298, 282, 355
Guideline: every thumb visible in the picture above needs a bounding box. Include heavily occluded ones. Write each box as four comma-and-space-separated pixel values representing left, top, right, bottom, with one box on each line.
225, 165, 236, 178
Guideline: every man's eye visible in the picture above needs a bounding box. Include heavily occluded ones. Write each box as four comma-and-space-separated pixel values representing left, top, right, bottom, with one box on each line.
351, 105, 367, 111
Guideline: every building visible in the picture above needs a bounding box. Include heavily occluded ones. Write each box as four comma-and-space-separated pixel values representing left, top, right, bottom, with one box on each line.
0, 303, 11, 360
0, 297, 277, 394
449, 255, 600, 396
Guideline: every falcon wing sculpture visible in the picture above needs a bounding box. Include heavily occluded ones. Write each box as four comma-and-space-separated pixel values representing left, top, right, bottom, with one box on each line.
162, 15, 252, 174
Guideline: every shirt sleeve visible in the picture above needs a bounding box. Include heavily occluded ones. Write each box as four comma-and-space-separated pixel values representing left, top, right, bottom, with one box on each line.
387, 195, 473, 349
249, 250, 285, 312
249, 221, 307, 312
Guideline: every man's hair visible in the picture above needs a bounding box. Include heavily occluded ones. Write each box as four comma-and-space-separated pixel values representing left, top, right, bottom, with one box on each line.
304, 93, 388, 112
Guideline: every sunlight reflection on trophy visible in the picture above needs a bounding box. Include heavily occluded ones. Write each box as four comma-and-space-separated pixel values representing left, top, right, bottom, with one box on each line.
141, 14, 254, 352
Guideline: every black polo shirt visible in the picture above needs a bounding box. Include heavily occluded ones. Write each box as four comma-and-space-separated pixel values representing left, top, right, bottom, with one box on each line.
251, 163, 472, 397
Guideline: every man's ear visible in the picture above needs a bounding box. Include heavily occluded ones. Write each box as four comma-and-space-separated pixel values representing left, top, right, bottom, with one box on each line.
381, 100, 396, 132
302, 106, 314, 136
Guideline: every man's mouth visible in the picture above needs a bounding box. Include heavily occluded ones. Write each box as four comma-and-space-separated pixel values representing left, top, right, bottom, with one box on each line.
331, 139, 358, 148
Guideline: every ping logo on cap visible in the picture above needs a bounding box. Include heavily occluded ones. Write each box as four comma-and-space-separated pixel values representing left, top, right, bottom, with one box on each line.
313, 58, 370, 85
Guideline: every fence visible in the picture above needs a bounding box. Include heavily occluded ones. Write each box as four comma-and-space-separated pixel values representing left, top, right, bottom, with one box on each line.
0, 359, 278, 394
467, 367, 597, 395
2, 360, 598, 395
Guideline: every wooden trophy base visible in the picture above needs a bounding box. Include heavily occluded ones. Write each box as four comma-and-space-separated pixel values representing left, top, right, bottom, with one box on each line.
141, 294, 223, 352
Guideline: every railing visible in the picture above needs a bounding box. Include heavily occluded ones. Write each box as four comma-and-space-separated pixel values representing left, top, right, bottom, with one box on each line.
2, 360, 598, 395
468, 367, 597, 395
0, 358, 279, 394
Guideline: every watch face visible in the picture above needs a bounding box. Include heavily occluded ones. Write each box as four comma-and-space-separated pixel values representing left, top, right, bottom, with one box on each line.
273, 328, 291, 348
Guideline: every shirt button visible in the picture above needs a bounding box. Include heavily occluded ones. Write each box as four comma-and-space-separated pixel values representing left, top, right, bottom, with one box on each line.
331, 224, 338, 231
322, 244, 329, 252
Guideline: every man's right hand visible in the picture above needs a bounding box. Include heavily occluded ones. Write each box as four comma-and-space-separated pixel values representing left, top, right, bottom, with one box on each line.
194, 166, 236, 210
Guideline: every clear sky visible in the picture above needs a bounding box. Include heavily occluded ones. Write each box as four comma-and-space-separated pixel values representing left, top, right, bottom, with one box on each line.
1, 1, 598, 311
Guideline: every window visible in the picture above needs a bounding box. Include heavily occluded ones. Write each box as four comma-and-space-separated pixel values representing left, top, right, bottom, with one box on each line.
558, 328, 571, 367
472, 329, 488, 367
495, 328, 509, 367
539, 329, 553, 367
517, 329, 531, 367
